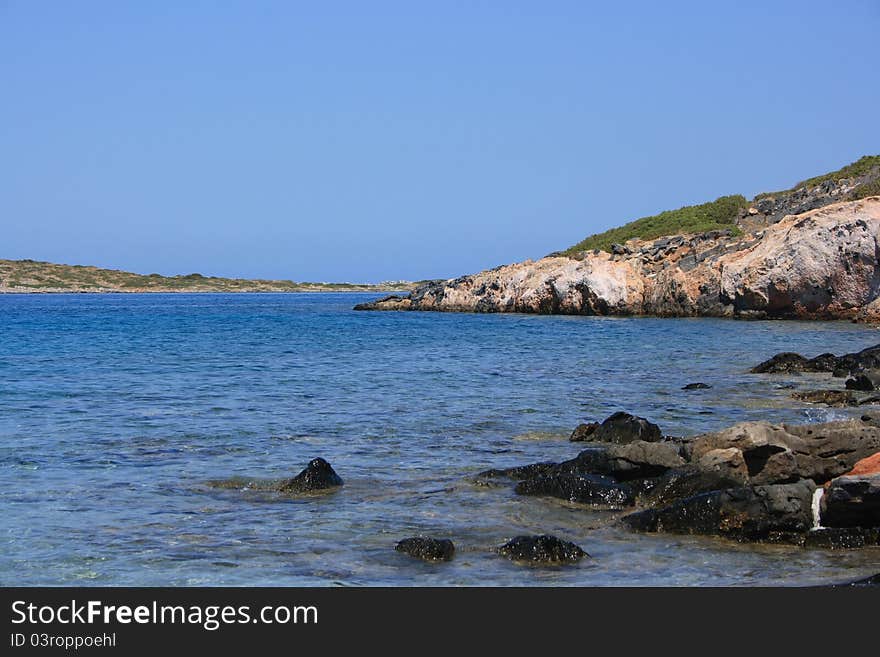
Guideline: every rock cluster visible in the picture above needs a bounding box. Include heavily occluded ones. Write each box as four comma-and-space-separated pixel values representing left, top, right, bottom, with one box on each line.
479, 412, 880, 547
751, 343, 880, 377
752, 345, 880, 407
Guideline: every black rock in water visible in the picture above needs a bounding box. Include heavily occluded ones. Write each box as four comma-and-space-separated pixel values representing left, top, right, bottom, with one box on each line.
750, 352, 811, 373
639, 466, 745, 507
395, 537, 455, 562
277, 458, 343, 493
569, 422, 600, 442
846, 369, 880, 391
515, 472, 635, 508
682, 382, 712, 390
751, 344, 880, 375
497, 535, 588, 564
590, 411, 663, 444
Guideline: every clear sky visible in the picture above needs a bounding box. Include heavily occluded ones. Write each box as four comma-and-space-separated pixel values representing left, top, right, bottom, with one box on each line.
2, 1, 878, 283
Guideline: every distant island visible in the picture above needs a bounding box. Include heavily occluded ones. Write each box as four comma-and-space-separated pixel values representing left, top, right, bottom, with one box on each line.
0, 259, 417, 294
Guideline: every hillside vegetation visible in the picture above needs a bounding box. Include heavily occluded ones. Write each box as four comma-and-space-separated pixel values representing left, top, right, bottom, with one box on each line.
0, 259, 413, 293
565, 155, 880, 254
563, 195, 747, 255
756, 155, 880, 199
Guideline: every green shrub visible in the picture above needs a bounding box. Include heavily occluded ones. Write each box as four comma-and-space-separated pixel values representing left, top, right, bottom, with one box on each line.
564, 195, 746, 255
850, 178, 880, 200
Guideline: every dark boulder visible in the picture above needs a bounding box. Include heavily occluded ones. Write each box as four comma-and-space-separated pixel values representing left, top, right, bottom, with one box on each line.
836, 345, 880, 375
395, 537, 455, 562
822, 474, 880, 528
497, 535, 588, 564
639, 466, 747, 507
277, 457, 344, 494
515, 472, 635, 508
809, 353, 844, 372
569, 422, 600, 442
750, 352, 811, 373
590, 411, 663, 444
622, 480, 815, 542
682, 382, 712, 390
845, 369, 880, 391
804, 527, 880, 550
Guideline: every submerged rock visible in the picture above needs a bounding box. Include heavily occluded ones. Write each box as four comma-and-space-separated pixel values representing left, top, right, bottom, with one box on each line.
792, 390, 858, 406
395, 537, 455, 562
569, 422, 600, 442
497, 535, 588, 564
590, 411, 663, 444
515, 472, 635, 508
277, 458, 344, 494
682, 382, 712, 390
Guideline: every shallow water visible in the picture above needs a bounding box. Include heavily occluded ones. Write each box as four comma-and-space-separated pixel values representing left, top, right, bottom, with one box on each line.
1, 293, 878, 586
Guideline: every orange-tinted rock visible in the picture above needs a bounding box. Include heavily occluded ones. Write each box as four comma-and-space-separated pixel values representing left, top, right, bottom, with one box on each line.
843, 452, 880, 477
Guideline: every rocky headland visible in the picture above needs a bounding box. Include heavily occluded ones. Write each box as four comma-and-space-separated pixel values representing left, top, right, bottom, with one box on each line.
356, 156, 880, 320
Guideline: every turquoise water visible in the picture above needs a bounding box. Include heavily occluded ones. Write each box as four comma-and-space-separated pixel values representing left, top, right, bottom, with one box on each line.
1, 293, 878, 586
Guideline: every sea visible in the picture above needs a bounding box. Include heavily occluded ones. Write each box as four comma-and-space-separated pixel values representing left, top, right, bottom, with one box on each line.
1, 293, 878, 585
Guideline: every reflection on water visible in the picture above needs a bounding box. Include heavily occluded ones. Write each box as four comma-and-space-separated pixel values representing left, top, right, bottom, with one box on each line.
0, 293, 878, 585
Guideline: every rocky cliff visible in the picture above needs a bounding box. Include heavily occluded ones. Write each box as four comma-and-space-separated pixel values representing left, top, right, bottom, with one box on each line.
356, 197, 880, 320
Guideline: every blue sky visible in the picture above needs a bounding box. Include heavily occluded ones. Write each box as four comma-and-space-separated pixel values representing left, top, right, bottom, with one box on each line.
2, 1, 878, 282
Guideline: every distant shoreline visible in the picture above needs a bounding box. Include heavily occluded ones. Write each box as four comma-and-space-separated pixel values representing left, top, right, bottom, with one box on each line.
0, 288, 410, 294
0, 258, 419, 295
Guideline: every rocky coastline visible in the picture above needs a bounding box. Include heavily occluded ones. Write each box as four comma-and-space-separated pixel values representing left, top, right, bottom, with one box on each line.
356, 197, 880, 321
